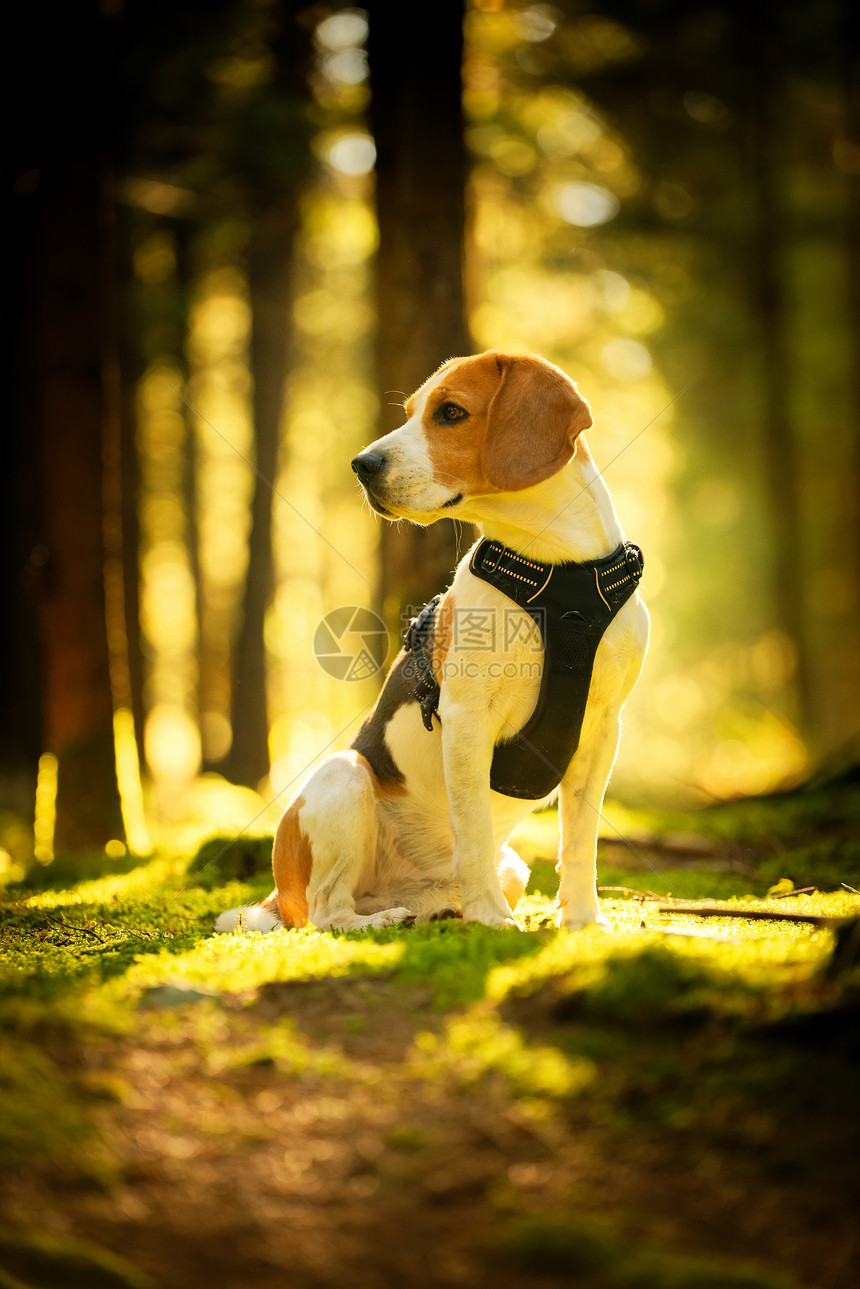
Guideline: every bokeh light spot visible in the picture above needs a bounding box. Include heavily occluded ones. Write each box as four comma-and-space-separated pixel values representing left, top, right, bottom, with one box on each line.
327, 133, 376, 176
601, 338, 652, 381
554, 182, 619, 226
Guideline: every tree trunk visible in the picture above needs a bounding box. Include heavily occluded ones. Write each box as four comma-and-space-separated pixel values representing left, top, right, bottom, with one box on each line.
174, 220, 205, 755
33, 151, 125, 851
226, 1, 311, 788
1, 185, 42, 816
743, 2, 813, 737
368, 0, 471, 623
840, 0, 860, 577
117, 206, 147, 761
227, 208, 297, 787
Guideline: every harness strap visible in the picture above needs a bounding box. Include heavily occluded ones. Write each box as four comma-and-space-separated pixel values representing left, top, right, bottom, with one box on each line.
469, 539, 644, 611
404, 593, 443, 731
404, 539, 644, 800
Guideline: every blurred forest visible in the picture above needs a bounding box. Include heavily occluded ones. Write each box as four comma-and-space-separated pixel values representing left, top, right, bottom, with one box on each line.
3, 0, 859, 874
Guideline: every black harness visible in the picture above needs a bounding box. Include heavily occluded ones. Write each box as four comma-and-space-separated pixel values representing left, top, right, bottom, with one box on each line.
404, 538, 644, 800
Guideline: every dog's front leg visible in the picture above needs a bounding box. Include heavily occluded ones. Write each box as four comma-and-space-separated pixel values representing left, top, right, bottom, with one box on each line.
441, 705, 517, 928
555, 709, 622, 930
554, 706, 621, 928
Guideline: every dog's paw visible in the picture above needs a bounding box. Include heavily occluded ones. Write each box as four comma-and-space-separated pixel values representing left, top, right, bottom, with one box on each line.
321, 906, 415, 932
368, 906, 415, 929
415, 906, 462, 923
558, 908, 612, 932
463, 908, 520, 930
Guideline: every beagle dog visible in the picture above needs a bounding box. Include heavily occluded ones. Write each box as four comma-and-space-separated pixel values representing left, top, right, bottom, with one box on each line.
216, 351, 649, 934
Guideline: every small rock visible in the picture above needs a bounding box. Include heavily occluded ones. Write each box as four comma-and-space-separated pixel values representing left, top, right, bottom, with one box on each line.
137, 982, 219, 1009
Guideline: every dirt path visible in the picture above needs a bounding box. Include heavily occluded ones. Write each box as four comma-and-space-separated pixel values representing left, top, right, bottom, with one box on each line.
3, 967, 857, 1289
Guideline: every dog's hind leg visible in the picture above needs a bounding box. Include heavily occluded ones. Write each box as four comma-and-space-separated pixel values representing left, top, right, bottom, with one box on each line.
296, 752, 414, 932
216, 751, 412, 934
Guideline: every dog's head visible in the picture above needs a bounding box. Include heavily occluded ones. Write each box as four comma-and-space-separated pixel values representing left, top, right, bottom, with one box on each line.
351, 350, 592, 523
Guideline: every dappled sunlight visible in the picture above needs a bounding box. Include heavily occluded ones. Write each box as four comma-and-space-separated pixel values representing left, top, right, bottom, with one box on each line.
130, 185, 382, 826
184, 773, 278, 835
112, 709, 152, 856
144, 705, 201, 786
144, 774, 279, 858
33, 754, 58, 867
409, 1011, 593, 1098
124, 925, 405, 997
268, 709, 345, 798
22, 855, 181, 911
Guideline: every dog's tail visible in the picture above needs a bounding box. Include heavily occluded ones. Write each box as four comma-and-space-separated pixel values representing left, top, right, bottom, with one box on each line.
498, 847, 531, 912
214, 888, 281, 934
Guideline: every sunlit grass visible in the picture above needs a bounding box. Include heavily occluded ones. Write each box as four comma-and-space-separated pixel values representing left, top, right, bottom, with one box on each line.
409, 1010, 594, 1099
122, 926, 405, 997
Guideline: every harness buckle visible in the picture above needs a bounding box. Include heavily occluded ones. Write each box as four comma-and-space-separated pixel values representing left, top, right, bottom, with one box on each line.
624, 543, 644, 582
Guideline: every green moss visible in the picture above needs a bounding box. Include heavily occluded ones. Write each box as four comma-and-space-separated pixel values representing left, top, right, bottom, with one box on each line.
383, 918, 550, 1005
487, 1216, 797, 1288
15, 847, 148, 893
618, 1251, 797, 1289
0, 999, 119, 1182
0, 1231, 153, 1289
490, 1214, 619, 1276
556, 945, 724, 1028
122, 924, 405, 996
184, 833, 273, 887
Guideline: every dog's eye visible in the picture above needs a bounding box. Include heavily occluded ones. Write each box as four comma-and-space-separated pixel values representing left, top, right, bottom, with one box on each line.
438, 402, 468, 424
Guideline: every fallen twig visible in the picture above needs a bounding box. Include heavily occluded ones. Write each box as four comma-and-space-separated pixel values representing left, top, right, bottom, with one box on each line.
770, 886, 817, 898
44, 912, 107, 943
597, 885, 661, 901
655, 903, 840, 928
605, 834, 726, 859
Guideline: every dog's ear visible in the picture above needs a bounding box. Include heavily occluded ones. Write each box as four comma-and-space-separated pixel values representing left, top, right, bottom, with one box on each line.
481, 353, 592, 492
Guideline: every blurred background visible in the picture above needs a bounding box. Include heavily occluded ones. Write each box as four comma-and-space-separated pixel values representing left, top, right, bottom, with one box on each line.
3, 0, 858, 874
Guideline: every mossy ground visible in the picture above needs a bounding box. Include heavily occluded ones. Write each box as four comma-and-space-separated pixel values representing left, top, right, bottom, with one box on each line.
1, 778, 858, 1289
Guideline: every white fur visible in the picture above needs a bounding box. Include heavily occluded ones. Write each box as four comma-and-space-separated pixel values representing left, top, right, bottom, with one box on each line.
214, 905, 280, 933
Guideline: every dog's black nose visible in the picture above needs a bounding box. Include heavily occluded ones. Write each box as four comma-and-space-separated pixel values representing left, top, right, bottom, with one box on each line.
351, 451, 387, 483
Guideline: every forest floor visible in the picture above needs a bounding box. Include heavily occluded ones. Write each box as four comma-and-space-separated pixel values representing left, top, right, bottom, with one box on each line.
1, 769, 859, 1289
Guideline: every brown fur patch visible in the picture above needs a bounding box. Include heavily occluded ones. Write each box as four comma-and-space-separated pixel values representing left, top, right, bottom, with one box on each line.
421, 354, 502, 495
272, 794, 312, 928
432, 590, 454, 681
420, 351, 591, 496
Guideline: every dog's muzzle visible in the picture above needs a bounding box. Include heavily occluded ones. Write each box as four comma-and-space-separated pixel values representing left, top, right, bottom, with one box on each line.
351, 450, 394, 516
